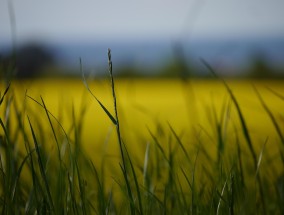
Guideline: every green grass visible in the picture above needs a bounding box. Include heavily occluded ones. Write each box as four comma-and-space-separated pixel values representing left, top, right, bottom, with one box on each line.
0, 51, 283, 214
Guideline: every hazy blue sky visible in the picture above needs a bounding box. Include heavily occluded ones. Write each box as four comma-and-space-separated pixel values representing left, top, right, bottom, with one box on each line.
1, 0, 284, 43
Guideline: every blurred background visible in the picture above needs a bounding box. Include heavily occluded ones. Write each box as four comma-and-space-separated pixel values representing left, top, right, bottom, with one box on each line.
1, 0, 284, 79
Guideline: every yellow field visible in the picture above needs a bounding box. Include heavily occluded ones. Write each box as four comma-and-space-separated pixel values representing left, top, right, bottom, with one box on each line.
4, 78, 283, 167
1, 78, 284, 212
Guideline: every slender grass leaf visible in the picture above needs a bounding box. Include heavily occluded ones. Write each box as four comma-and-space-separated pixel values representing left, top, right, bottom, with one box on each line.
255, 137, 268, 178
118, 163, 136, 215
140, 185, 164, 210
254, 86, 284, 144
147, 127, 169, 163
67, 171, 79, 215
26, 94, 71, 151
123, 141, 144, 215
81, 58, 117, 125
75, 160, 87, 215
40, 96, 60, 156
143, 142, 150, 188
180, 167, 192, 191
0, 83, 10, 106
201, 58, 257, 168
27, 116, 55, 212
89, 160, 106, 214
168, 123, 190, 162
266, 87, 284, 101
11, 149, 35, 203
216, 173, 231, 215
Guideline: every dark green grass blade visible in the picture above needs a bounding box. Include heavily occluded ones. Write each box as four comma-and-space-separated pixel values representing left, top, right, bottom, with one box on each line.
107, 48, 120, 127
216, 165, 235, 215
147, 127, 169, 163
112, 175, 140, 214
168, 123, 190, 162
26, 94, 71, 148
0, 120, 9, 214
254, 86, 284, 144
107, 48, 128, 176
112, 165, 136, 214
236, 134, 245, 187
201, 58, 257, 168
212, 102, 226, 164
166, 138, 177, 193
0, 118, 9, 142
0, 83, 11, 106
27, 116, 55, 212
75, 160, 87, 215
216, 179, 228, 215
26, 94, 68, 139
255, 137, 268, 178
204, 81, 266, 213
24, 140, 41, 213
106, 189, 114, 215
26, 93, 73, 168
176, 174, 190, 214
228, 172, 235, 215
122, 141, 144, 215
40, 96, 62, 160
89, 160, 106, 214
80, 58, 117, 125
191, 142, 200, 215
107, 49, 136, 214
118, 163, 136, 215
11, 149, 35, 203
266, 87, 284, 101
197, 124, 215, 143
0, 118, 13, 211
140, 185, 164, 211
67, 171, 79, 215
180, 167, 193, 191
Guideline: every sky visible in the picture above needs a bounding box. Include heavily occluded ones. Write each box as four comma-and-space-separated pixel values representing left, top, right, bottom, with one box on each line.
1, 0, 284, 45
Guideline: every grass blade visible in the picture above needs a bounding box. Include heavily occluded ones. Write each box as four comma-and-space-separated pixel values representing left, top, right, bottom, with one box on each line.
255, 137, 268, 178
266, 87, 284, 101
27, 116, 55, 212
40, 96, 62, 161
67, 171, 79, 215
168, 123, 190, 162
254, 86, 284, 144
0, 83, 11, 106
201, 58, 257, 168
118, 163, 136, 215
11, 149, 35, 203
26, 94, 71, 150
147, 127, 169, 163
107, 49, 135, 214
143, 142, 150, 188
180, 167, 192, 191
75, 160, 87, 215
81, 58, 117, 125
123, 141, 144, 215
89, 160, 106, 214
216, 178, 228, 215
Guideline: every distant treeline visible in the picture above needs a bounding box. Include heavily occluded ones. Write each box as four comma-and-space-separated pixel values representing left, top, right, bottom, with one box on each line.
1, 42, 284, 79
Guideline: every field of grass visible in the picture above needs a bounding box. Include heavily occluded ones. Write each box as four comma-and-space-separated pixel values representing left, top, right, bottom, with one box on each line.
0, 55, 284, 214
